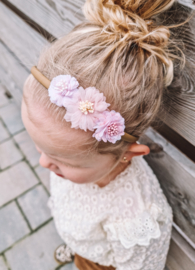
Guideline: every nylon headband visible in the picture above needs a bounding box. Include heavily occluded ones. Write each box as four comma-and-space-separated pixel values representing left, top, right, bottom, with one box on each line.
31, 66, 139, 143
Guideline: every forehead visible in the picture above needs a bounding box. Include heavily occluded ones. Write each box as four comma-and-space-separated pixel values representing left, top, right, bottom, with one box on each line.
21, 99, 94, 158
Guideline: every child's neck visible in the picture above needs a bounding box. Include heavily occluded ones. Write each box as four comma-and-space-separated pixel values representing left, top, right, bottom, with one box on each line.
95, 160, 131, 188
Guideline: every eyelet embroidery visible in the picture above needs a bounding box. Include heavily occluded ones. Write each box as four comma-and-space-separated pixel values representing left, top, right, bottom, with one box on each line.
49, 156, 172, 270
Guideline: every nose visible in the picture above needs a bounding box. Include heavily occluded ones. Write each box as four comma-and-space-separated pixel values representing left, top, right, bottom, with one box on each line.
39, 152, 57, 170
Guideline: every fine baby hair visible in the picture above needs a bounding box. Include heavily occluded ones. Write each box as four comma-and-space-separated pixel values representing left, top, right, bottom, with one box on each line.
23, 0, 181, 159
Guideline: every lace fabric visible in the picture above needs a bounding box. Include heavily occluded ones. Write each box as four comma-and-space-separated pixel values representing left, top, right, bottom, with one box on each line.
48, 155, 173, 270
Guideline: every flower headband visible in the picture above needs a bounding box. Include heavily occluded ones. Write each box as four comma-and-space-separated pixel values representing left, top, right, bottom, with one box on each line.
31, 66, 139, 144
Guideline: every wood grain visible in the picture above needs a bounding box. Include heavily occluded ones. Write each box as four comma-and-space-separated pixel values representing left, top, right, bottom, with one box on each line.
4, 0, 84, 38
166, 228, 195, 270
152, 120, 195, 163
0, 42, 29, 107
158, 3, 195, 146
145, 127, 195, 178
0, 2, 48, 70
166, 241, 194, 270
178, 0, 195, 9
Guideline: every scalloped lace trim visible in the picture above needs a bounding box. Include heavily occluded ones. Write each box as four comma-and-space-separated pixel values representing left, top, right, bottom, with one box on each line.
104, 210, 161, 248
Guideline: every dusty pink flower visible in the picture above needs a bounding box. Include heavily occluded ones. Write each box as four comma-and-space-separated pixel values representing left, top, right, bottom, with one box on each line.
48, 75, 79, 107
64, 87, 110, 131
93, 110, 125, 143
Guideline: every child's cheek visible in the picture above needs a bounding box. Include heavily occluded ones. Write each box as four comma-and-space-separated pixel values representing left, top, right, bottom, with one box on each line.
60, 168, 88, 184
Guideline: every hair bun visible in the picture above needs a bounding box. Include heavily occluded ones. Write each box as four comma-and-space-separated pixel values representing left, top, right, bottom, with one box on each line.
84, 0, 176, 85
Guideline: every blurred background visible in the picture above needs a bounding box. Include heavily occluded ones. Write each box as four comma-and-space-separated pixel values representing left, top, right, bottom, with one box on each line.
0, 0, 195, 270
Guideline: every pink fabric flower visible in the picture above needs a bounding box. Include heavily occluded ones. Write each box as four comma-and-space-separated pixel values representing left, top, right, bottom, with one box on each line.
48, 75, 79, 107
64, 87, 110, 131
93, 110, 125, 143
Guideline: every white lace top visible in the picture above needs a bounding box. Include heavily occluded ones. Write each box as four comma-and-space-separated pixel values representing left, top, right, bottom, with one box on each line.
48, 155, 173, 270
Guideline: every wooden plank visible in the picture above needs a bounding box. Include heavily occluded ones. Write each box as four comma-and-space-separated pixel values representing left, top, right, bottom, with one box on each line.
157, 2, 195, 146
152, 120, 195, 163
145, 127, 195, 178
166, 227, 195, 270
166, 241, 194, 270
172, 224, 195, 261
178, 0, 195, 9
3, 0, 84, 38
0, 2, 48, 69
0, 42, 29, 107
139, 128, 195, 245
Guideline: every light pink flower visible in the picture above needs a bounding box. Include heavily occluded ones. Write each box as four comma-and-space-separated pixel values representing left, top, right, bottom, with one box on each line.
64, 87, 110, 131
93, 110, 125, 143
48, 75, 79, 107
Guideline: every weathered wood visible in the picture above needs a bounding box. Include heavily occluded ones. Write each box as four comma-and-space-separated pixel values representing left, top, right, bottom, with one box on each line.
172, 223, 195, 259
139, 128, 195, 245
152, 120, 195, 163
145, 127, 195, 178
166, 241, 193, 270
178, 0, 195, 9
158, 3, 195, 146
0, 42, 29, 107
166, 227, 195, 270
0, 2, 48, 70
3, 0, 84, 38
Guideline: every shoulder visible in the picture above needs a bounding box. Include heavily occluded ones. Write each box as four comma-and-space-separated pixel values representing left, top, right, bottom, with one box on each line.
103, 206, 172, 249
103, 156, 173, 248
108, 156, 172, 216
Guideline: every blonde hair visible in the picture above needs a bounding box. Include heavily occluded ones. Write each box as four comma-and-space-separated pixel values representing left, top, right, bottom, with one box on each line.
23, 0, 183, 158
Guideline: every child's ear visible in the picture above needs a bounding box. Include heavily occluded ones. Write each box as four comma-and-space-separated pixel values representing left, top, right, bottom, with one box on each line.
121, 142, 150, 163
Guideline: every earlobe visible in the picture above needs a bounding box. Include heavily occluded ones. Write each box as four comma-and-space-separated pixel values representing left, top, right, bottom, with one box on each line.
121, 143, 150, 163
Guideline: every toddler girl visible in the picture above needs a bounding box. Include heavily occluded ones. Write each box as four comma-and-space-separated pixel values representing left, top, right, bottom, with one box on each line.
21, 0, 181, 269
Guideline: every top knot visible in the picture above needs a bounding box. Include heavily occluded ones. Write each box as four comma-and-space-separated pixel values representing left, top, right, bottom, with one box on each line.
83, 0, 176, 85
83, 0, 175, 44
